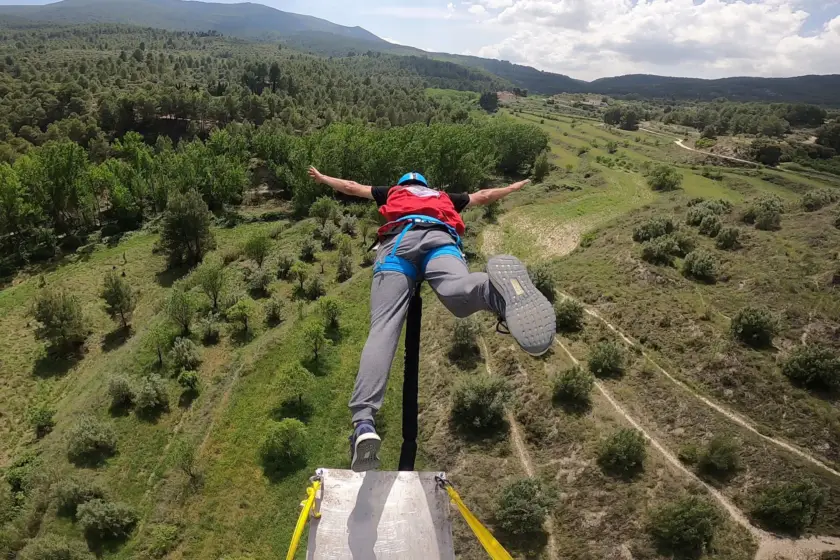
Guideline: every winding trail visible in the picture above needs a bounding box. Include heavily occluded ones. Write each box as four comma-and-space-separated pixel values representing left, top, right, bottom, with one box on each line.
637, 125, 759, 167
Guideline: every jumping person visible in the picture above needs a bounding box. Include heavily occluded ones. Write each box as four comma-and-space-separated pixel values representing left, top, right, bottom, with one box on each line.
307, 167, 556, 472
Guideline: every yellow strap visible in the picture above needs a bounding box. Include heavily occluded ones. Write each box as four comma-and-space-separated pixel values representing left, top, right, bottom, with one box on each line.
444, 484, 513, 560
286, 479, 321, 560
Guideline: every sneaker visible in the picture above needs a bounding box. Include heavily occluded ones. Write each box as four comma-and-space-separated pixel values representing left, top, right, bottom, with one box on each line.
350, 421, 381, 473
486, 255, 556, 356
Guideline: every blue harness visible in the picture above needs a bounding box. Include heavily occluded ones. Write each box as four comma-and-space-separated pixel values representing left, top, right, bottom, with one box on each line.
373, 214, 465, 283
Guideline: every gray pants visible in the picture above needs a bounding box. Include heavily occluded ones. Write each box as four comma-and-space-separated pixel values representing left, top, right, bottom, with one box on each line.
349, 228, 494, 424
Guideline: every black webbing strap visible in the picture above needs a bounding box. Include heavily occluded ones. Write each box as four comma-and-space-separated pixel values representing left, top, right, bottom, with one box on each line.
399, 292, 422, 471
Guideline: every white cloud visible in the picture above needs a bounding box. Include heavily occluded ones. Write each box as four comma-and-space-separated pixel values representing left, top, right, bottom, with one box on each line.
468, 4, 487, 15
476, 0, 840, 79
474, 0, 514, 8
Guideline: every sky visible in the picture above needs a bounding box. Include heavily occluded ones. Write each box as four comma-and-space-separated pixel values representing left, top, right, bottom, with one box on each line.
2, 0, 839, 80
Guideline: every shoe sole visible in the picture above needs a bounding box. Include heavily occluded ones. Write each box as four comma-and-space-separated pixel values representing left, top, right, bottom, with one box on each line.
487, 255, 556, 357
351, 432, 382, 473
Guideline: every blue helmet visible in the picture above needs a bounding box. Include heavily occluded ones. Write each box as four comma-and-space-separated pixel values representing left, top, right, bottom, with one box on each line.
397, 172, 429, 187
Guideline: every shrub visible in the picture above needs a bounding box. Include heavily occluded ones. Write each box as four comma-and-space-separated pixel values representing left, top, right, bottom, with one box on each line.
135, 374, 169, 413
683, 250, 717, 282
670, 230, 696, 257
264, 296, 284, 325
632, 217, 675, 242
554, 299, 584, 332
146, 524, 181, 558
451, 375, 508, 433
244, 234, 271, 267
528, 263, 556, 303
337, 234, 354, 258
361, 251, 375, 267
77, 499, 138, 540
260, 419, 308, 476
304, 275, 325, 300
588, 341, 624, 377
101, 271, 136, 329
552, 366, 594, 404
801, 189, 839, 212
319, 222, 339, 249
198, 314, 221, 345
716, 227, 741, 250
533, 151, 550, 182
28, 404, 55, 438
744, 196, 783, 231
731, 306, 776, 348
160, 190, 215, 268
641, 236, 679, 265
54, 478, 106, 518
193, 256, 227, 310
318, 297, 341, 329
340, 215, 358, 237
276, 254, 295, 279
648, 496, 721, 554
31, 289, 87, 355
598, 428, 646, 476
166, 289, 194, 336
698, 214, 722, 237
221, 246, 241, 265
309, 196, 340, 226
496, 478, 553, 535
18, 534, 94, 560
751, 481, 823, 535
226, 297, 258, 333
6, 452, 39, 494
782, 345, 840, 391
678, 443, 701, 465
177, 370, 199, 391
647, 164, 683, 191
67, 416, 117, 463
336, 254, 353, 282
268, 223, 285, 239
170, 337, 201, 372
289, 261, 308, 291
451, 317, 480, 355
248, 267, 271, 295
299, 238, 318, 262
108, 376, 135, 408
698, 435, 740, 477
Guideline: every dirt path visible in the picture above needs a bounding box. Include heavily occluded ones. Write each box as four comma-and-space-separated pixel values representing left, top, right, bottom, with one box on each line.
553, 339, 840, 559
635, 125, 758, 167
559, 293, 840, 482
480, 336, 557, 559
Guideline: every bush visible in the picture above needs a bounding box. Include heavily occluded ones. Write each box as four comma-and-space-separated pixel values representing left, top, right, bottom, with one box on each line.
588, 341, 624, 377
451, 317, 480, 355
177, 370, 199, 391
302, 320, 329, 363
146, 524, 181, 558
248, 267, 271, 295
598, 428, 646, 476
670, 230, 696, 257
744, 196, 783, 231
77, 499, 138, 540
18, 534, 94, 560
340, 215, 358, 237
698, 435, 740, 477
554, 299, 584, 332
336, 254, 353, 282
751, 481, 823, 534
31, 289, 87, 355
276, 254, 295, 279
226, 297, 258, 333
101, 271, 136, 329
495, 478, 552, 535
533, 151, 550, 182
193, 257, 227, 311
336, 234, 354, 258
731, 306, 776, 348
268, 223, 285, 239
319, 222, 339, 249
698, 215, 722, 237
309, 196, 340, 226
67, 416, 117, 464
6, 452, 39, 494
54, 478, 106, 518
160, 190, 215, 268
648, 496, 721, 554
552, 366, 594, 404
527, 263, 556, 303
166, 289, 195, 336
361, 251, 375, 267
632, 217, 676, 242
304, 275, 325, 300
108, 376, 135, 408
647, 164, 683, 191
170, 337, 201, 372
28, 404, 55, 438
318, 297, 341, 329
260, 419, 308, 476
243, 234, 271, 268
299, 238, 318, 262
198, 314, 221, 345
641, 236, 679, 265
221, 246, 241, 265
782, 345, 840, 391
135, 374, 169, 413
801, 189, 838, 212
264, 296, 284, 325
451, 375, 509, 434
715, 227, 741, 250
683, 250, 717, 282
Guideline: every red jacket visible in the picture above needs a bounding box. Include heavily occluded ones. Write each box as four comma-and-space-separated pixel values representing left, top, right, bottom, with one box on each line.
378, 185, 466, 236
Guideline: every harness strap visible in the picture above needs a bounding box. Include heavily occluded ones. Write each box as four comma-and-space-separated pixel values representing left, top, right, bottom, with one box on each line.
373, 216, 465, 282
421, 244, 465, 274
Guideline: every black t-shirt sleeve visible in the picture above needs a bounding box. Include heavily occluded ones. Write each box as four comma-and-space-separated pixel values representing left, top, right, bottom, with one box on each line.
371, 186, 393, 207
449, 193, 471, 213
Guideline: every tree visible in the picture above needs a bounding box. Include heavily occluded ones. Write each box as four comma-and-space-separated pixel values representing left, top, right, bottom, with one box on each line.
303, 320, 328, 362
166, 289, 195, 336
170, 337, 201, 371
244, 233, 271, 268
290, 261, 309, 292
318, 297, 341, 329
194, 255, 227, 311
603, 107, 622, 126
31, 288, 88, 356
54, 477, 106, 518
647, 164, 683, 191
816, 122, 840, 152
77, 499, 138, 540
101, 270, 136, 329
67, 416, 117, 464
479, 92, 499, 113
749, 139, 783, 166
260, 419, 308, 476
310, 196, 340, 227
108, 376, 135, 409
620, 109, 639, 131
226, 297, 257, 334
134, 374, 169, 413
160, 190, 215, 268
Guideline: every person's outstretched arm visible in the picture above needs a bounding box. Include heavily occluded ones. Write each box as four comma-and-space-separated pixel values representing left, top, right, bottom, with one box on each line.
308, 166, 374, 200
467, 179, 530, 207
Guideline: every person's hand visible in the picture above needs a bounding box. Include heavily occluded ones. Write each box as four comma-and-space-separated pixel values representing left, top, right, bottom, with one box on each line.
510, 179, 530, 191
308, 166, 324, 183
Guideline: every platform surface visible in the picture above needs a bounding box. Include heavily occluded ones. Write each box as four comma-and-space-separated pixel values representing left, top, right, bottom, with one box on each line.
306, 469, 455, 560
